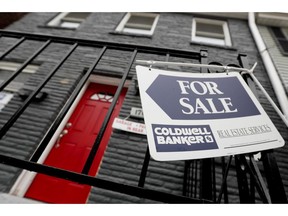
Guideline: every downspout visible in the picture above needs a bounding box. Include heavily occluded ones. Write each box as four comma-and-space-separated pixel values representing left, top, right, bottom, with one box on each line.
248, 12, 288, 119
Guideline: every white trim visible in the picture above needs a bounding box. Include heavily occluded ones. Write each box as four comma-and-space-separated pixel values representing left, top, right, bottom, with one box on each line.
0, 61, 38, 74
47, 12, 88, 29
282, 28, 288, 39
0, 92, 13, 112
47, 12, 69, 27
222, 22, 232, 46
10, 82, 88, 197
0, 80, 24, 92
257, 13, 288, 27
116, 13, 159, 36
257, 13, 288, 21
191, 18, 232, 46
0, 61, 39, 92
9, 75, 130, 198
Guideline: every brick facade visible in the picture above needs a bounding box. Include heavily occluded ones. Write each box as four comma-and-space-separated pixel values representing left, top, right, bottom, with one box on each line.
0, 13, 287, 203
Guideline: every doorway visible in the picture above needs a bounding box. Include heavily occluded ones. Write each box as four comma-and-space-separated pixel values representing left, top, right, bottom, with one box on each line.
24, 82, 127, 203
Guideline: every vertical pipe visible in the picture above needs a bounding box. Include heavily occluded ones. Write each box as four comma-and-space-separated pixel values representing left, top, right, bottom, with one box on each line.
248, 12, 288, 119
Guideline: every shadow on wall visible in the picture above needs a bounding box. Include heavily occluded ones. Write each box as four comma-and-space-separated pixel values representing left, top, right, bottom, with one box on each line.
0, 13, 28, 29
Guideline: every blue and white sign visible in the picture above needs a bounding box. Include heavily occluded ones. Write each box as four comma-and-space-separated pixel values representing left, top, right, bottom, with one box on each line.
136, 66, 284, 161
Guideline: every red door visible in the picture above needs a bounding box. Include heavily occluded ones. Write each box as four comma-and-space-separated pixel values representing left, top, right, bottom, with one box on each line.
24, 83, 127, 203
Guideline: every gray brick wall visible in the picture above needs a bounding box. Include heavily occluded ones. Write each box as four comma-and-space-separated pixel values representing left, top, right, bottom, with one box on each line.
0, 12, 287, 203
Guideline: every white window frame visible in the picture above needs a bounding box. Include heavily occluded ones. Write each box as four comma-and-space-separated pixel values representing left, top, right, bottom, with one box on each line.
115, 13, 159, 36
0, 92, 13, 112
191, 18, 232, 46
282, 28, 288, 39
47, 12, 88, 29
0, 61, 38, 92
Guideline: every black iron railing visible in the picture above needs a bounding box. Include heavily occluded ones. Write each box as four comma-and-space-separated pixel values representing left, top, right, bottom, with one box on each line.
0, 30, 286, 203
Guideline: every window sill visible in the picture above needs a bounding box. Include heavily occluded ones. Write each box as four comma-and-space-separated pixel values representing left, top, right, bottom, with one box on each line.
109, 31, 153, 39
37, 25, 77, 31
190, 41, 237, 51
274, 43, 288, 56
279, 50, 288, 57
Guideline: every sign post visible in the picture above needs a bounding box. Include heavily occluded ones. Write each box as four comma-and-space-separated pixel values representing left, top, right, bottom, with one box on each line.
136, 66, 284, 161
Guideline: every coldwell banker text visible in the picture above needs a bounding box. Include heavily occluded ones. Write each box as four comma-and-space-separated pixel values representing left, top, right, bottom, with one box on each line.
152, 124, 219, 152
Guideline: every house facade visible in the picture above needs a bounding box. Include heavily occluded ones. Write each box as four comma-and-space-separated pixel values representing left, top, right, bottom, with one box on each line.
0, 12, 287, 203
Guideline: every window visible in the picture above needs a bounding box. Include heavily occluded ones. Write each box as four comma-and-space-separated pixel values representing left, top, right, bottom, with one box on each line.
271, 27, 288, 55
0, 92, 13, 112
0, 61, 38, 92
282, 28, 288, 38
116, 13, 159, 36
192, 18, 232, 46
47, 12, 90, 29
90, 93, 114, 103
0, 61, 38, 111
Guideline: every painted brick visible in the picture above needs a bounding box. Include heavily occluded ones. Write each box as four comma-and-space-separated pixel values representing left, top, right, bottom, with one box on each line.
0, 12, 286, 203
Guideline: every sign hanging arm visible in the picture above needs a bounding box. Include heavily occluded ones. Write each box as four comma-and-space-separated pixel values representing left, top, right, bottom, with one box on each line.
242, 63, 288, 129
136, 59, 255, 73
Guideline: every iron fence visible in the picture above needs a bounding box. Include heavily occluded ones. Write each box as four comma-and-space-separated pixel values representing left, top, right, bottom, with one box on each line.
0, 30, 286, 203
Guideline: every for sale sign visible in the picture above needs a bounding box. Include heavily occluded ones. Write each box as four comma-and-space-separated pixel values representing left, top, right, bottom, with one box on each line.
136, 66, 284, 161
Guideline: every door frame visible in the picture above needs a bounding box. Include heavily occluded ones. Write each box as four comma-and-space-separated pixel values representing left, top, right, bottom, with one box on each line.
10, 75, 131, 198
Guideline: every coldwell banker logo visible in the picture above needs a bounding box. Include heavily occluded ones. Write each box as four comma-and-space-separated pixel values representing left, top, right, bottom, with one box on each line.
146, 75, 260, 120
152, 124, 218, 152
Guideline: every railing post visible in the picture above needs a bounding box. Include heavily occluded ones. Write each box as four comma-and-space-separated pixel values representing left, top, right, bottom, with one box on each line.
199, 158, 213, 201
182, 161, 189, 196
198, 50, 213, 201
138, 147, 150, 187
235, 155, 251, 203
262, 151, 287, 203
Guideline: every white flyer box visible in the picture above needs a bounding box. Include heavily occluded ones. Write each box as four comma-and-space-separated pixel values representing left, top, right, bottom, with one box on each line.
136, 66, 284, 161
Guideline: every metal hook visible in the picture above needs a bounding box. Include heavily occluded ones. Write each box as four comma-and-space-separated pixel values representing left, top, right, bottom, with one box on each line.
240, 62, 258, 75
224, 66, 229, 75
147, 60, 155, 71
